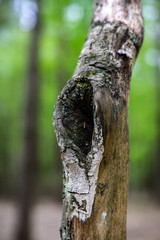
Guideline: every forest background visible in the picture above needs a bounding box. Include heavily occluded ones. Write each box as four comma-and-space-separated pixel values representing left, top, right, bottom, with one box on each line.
0, 0, 160, 203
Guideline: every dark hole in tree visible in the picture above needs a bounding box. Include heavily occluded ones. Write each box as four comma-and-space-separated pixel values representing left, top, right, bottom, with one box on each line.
62, 80, 94, 155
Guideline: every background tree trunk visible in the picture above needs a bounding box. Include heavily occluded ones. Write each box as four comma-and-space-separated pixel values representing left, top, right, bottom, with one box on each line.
14, 1, 41, 240
53, 0, 143, 239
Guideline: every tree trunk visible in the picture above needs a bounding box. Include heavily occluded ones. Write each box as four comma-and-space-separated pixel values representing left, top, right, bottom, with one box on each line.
53, 0, 143, 239
14, 1, 41, 240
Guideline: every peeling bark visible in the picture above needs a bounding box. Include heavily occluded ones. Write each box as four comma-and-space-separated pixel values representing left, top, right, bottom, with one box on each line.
53, 0, 143, 239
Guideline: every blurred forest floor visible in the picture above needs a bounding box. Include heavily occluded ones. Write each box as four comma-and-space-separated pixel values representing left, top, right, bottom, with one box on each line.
0, 193, 160, 240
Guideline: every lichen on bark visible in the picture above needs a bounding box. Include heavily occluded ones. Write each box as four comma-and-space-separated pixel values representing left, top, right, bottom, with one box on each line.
54, 76, 105, 224
53, 0, 143, 239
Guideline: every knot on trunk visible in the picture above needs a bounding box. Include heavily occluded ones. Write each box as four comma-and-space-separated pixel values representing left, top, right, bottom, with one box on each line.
62, 79, 94, 156
53, 77, 105, 223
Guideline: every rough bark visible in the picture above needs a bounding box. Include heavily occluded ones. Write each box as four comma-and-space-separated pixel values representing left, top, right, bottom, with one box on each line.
14, 1, 41, 240
53, 0, 143, 239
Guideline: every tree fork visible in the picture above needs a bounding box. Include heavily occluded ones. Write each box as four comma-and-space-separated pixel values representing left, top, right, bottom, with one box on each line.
53, 0, 143, 239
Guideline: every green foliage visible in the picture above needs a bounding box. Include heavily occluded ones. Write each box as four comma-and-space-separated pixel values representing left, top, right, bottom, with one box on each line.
0, 0, 159, 195
129, 0, 159, 188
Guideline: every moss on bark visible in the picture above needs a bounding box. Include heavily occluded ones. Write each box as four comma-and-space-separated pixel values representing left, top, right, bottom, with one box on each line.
53, 0, 143, 239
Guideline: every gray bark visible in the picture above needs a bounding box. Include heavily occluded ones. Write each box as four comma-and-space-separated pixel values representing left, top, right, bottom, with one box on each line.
53, 0, 143, 239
